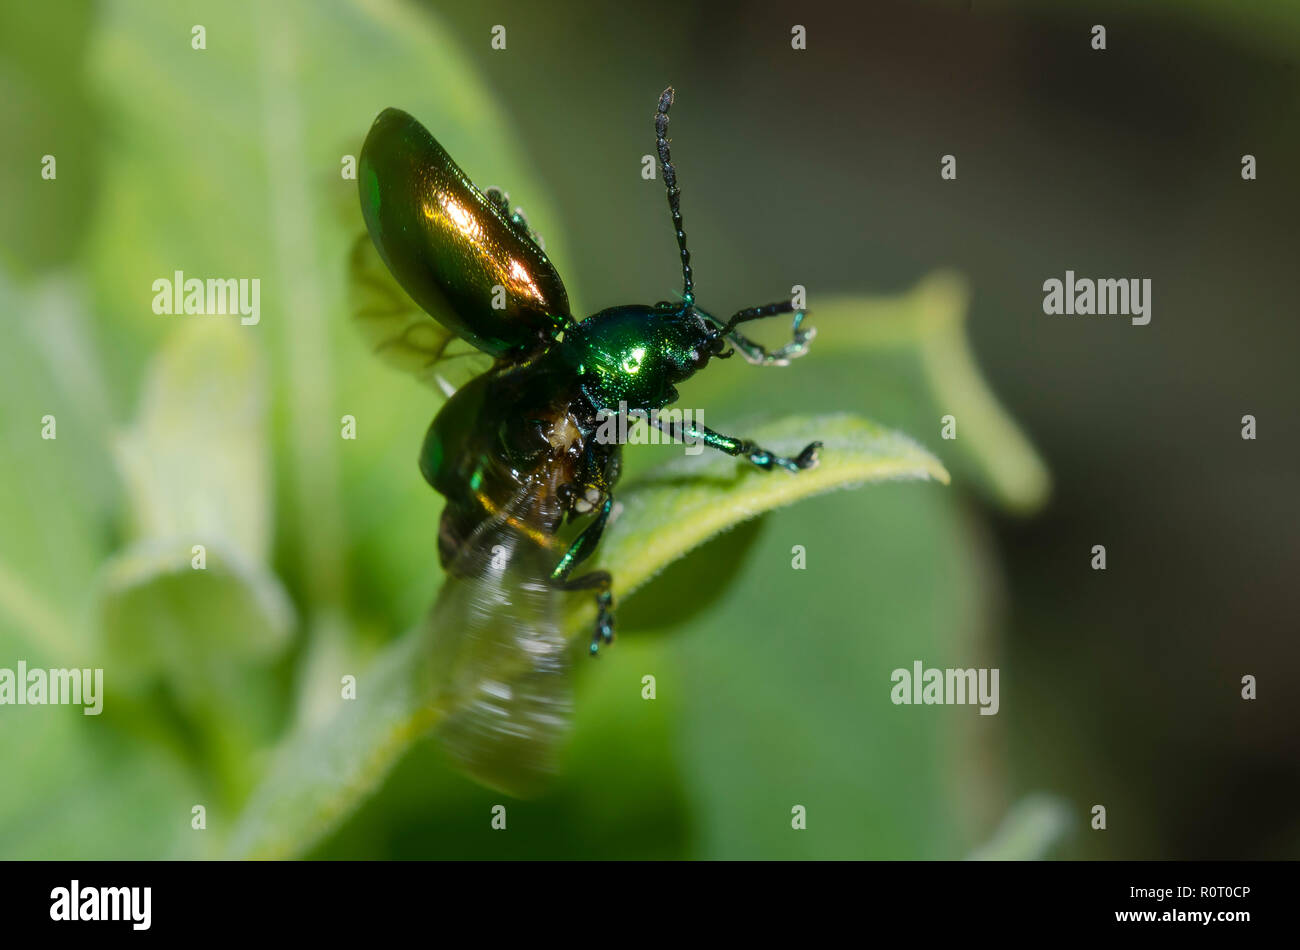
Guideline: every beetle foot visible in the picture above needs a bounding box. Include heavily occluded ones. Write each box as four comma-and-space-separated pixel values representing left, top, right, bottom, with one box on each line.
589, 591, 615, 655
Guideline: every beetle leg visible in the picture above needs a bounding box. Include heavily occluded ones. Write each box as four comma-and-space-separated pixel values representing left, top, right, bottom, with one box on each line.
562, 439, 619, 523
482, 186, 511, 215
566, 483, 605, 518
652, 418, 822, 473
560, 571, 615, 656
483, 185, 544, 249
551, 497, 617, 654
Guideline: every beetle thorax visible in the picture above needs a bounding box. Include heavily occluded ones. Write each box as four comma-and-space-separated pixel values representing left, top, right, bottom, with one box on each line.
563, 304, 713, 412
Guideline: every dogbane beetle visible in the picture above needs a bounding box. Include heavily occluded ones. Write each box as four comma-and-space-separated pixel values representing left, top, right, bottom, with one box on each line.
351, 88, 820, 793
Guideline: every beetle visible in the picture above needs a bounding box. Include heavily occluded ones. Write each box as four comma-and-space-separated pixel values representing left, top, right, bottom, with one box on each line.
351, 87, 820, 792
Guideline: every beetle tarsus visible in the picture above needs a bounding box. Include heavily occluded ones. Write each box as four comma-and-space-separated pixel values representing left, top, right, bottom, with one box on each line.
591, 590, 616, 655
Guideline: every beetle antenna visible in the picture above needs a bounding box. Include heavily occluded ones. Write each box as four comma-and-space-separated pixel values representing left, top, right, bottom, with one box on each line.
720, 300, 794, 334
655, 86, 694, 307
707, 300, 816, 366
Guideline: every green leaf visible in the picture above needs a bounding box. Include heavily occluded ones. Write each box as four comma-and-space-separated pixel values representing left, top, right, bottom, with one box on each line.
664, 483, 993, 858
0, 2, 100, 276
0, 275, 116, 660
85, 321, 293, 805
226, 413, 948, 857
92, 321, 292, 685
678, 276, 1051, 515
966, 794, 1072, 861
110, 321, 275, 562
94, 539, 293, 691
811, 276, 1049, 514
594, 413, 949, 597
0, 275, 205, 859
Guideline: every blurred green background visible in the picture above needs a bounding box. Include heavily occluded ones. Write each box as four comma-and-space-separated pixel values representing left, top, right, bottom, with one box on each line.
1, 0, 1296, 859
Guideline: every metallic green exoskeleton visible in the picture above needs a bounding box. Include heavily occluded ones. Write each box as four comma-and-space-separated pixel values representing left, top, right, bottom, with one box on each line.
353, 88, 820, 794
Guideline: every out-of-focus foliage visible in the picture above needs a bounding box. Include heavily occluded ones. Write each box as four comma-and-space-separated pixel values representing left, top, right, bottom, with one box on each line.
228, 415, 951, 858
967, 794, 1072, 861
0, 0, 1054, 859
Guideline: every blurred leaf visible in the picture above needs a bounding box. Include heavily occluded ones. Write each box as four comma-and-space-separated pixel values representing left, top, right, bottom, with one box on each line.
227, 413, 949, 857
967, 794, 1072, 861
665, 482, 997, 858
92, 320, 292, 687
816, 276, 1049, 514
617, 518, 763, 632
95, 539, 292, 690
0, 1, 100, 275
0, 274, 115, 658
310, 633, 695, 859
85, 321, 293, 807
226, 620, 431, 859
111, 322, 275, 561
0, 708, 204, 860
0, 273, 203, 859
679, 277, 1051, 514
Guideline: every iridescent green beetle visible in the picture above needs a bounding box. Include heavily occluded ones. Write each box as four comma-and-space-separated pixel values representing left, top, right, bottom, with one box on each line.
353, 88, 820, 793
